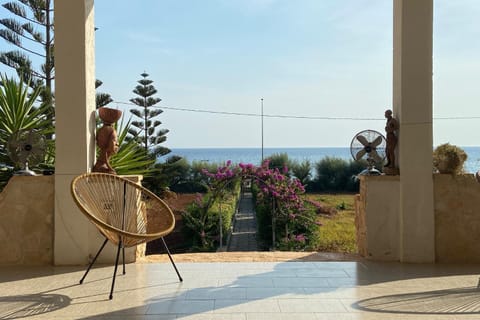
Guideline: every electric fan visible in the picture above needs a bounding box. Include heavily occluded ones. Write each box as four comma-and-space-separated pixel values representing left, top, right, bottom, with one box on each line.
7, 129, 46, 176
350, 129, 387, 175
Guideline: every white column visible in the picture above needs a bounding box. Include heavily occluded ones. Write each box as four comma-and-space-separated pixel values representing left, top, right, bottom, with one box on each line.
54, 0, 96, 265
393, 0, 435, 262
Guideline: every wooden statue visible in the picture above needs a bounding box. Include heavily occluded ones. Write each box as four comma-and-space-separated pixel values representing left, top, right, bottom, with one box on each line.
93, 107, 122, 174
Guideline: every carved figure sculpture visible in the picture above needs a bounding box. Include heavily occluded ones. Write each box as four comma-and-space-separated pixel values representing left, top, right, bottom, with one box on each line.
93, 107, 122, 174
384, 109, 399, 168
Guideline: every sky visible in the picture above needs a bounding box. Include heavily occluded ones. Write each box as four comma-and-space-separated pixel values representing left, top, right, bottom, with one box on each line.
2, 0, 480, 148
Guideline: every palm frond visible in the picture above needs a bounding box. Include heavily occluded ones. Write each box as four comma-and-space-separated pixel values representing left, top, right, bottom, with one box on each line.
108, 117, 155, 176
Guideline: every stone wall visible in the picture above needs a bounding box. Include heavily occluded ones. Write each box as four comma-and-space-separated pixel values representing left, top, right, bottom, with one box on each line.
434, 174, 480, 263
356, 173, 480, 263
0, 175, 146, 265
355, 175, 400, 261
0, 176, 54, 265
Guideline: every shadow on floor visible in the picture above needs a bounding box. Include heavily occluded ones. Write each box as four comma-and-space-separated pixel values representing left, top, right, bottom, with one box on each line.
75, 261, 480, 319
353, 286, 480, 314
0, 293, 71, 319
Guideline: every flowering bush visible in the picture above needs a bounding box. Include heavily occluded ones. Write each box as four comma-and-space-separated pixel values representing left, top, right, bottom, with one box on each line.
182, 160, 240, 250
242, 160, 321, 250
183, 160, 321, 251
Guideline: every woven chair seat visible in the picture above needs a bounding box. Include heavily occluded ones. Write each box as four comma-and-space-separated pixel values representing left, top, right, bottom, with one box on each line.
71, 172, 175, 247
71, 172, 182, 299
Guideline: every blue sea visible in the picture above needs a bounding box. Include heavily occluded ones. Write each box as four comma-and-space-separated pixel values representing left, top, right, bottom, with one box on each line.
169, 147, 480, 174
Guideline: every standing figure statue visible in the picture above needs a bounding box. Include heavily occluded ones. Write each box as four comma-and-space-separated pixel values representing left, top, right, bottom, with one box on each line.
93, 107, 122, 174
384, 109, 399, 168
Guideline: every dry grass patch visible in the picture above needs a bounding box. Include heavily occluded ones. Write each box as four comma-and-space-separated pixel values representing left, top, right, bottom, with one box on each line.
306, 193, 357, 253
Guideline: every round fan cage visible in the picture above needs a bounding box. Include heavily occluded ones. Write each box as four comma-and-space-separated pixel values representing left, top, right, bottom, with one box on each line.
350, 129, 387, 175
7, 129, 46, 175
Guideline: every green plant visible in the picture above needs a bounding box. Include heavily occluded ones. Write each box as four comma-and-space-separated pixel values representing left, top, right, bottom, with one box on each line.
182, 184, 240, 251
109, 117, 156, 176
142, 155, 187, 195
433, 143, 467, 175
266, 153, 292, 174
290, 159, 312, 186
182, 194, 217, 251
312, 157, 364, 192
181, 162, 241, 251
0, 74, 52, 168
239, 160, 319, 251
336, 201, 346, 210
210, 190, 239, 244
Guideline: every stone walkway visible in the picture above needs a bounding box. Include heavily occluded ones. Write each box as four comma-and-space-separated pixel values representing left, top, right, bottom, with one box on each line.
227, 192, 259, 251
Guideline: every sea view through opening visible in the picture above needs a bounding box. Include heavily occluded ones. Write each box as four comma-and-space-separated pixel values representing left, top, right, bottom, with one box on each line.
168, 147, 480, 174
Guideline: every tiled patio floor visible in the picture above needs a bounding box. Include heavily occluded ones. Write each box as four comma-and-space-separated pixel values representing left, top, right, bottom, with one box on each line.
1, 259, 480, 319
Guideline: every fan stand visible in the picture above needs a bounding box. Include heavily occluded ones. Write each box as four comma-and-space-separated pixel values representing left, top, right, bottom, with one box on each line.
14, 162, 37, 176
359, 157, 382, 176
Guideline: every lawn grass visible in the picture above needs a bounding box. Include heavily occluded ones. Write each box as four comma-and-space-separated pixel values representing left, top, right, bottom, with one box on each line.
306, 193, 357, 253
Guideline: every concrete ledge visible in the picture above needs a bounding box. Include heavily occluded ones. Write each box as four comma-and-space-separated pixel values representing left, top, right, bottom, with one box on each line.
356, 173, 480, 263
0, 176, 54, 265
356, 175, 400, 261
0, 174, 145, 266
434, 174, 480, 263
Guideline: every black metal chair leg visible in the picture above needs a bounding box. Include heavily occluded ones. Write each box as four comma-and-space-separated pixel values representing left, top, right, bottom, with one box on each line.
122, 244, 126, 275
109, 239, 122, 300
80, 238, 108, 284
161, 237, 182, 282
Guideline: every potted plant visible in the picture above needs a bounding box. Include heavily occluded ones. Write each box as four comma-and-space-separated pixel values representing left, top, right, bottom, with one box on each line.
433, 143, 467, 174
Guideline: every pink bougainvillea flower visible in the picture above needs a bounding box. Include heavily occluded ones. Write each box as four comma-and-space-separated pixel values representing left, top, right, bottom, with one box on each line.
295, 234, 306, 242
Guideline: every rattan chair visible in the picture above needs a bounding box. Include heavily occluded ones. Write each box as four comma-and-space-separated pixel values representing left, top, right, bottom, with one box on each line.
71, 172, 182, 299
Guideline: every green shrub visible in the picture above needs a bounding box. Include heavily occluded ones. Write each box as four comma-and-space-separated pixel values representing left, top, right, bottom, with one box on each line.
251, 172, 320, 251
266, 153, 291, 174
311, 157, 365, 192
181, 180, 240, 251
290, 159, 312, 186
210, 189, 240, 244
182, 196, 217, 251
253, 194, 272, 250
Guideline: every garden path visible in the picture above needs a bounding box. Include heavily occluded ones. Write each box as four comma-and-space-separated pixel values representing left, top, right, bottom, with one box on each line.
227, 191, 259, 251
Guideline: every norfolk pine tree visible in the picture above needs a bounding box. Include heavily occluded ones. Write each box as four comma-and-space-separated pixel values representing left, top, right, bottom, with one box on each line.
95, 79, 113, 109
129, 72, 170, 160
0, 0, 54, 121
